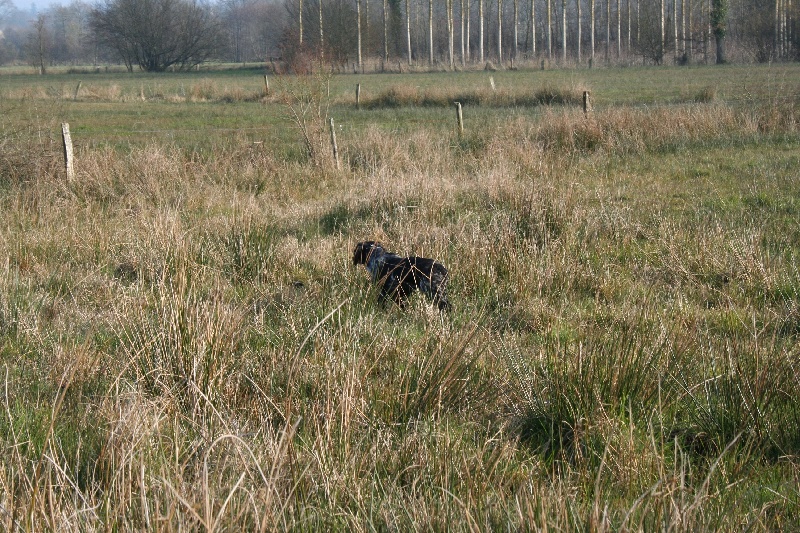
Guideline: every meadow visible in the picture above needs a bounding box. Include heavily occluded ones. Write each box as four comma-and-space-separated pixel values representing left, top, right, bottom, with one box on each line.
1, 62, 799, 530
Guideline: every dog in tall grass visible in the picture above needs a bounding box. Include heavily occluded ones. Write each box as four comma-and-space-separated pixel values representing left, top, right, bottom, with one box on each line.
352, 241, 452, 311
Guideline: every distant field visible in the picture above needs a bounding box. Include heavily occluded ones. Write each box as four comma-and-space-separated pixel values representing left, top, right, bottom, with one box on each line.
1, 63, 799, 530
2, 62, 798, 151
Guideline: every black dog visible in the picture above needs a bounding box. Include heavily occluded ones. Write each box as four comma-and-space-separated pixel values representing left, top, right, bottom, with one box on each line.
352, 241, 451, 311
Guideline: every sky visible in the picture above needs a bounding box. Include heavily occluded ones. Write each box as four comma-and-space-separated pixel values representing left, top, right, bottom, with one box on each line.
11, 0, 70, 13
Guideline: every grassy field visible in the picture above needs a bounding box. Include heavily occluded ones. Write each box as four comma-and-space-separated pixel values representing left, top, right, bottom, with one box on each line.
1, 63, 799, 530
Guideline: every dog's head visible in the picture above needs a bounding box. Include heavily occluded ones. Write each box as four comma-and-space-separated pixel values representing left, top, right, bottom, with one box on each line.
352, 241, 380, 265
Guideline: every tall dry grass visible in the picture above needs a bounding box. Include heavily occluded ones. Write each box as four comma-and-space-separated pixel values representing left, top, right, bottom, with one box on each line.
0, 89, 798, 530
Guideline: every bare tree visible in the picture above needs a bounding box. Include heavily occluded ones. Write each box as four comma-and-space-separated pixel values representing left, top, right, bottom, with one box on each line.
27, 14, 49, 74
49, 3, 93, 65
91, 0, 221, 72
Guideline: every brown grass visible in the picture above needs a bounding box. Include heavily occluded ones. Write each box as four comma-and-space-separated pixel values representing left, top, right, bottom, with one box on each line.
0, 79, 798, 530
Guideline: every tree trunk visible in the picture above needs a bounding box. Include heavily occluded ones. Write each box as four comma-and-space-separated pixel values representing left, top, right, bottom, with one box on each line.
547, 0, 552, 58
660, 0, 664, 63
466, 0, 471, 61
513, 0, 519, 59
711, 0, 727, 63
461, 0, 466, 64
448, 0, 455, 67
577, 0, 582, 63
383, 0, 389, 61
561, 0, 566, 62
688, 0, 692, 60
628, 0, 632, 54
299, 0, 303, 44
591, 0, 595, 61
617, 0, 621, 57
498, 0, 503, 61
406, 0, 412, 64
606, 0, 611, 62
673, 0, 677, 59
357, 0, 363, 69
715, 33, 726, 63
480, 0, 485, 62
531, 0, 536, 55
429, 0, 434, 63
319, 0, 324, 61
774, 0, 779, 58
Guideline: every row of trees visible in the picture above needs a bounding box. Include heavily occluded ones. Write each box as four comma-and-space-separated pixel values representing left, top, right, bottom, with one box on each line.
0, 0, 795, 71
292, 0, 797, 67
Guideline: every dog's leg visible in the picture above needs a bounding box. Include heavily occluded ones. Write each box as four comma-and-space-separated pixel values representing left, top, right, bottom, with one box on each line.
380, 273, 404, 308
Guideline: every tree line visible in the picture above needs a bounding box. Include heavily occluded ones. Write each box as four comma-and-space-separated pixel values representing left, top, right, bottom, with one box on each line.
0, 0, 795, 72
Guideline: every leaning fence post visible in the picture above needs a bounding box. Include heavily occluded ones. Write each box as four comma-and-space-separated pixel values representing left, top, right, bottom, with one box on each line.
73, 81, 82, 100
329, 117, 340, 170
61, 123, 74, 183
582, 91, 592, 116
264, 74, 270, 95
454, 102, 464, 135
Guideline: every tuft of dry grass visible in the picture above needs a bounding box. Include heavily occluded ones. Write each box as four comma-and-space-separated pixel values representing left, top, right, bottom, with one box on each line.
362, 83, 584, 109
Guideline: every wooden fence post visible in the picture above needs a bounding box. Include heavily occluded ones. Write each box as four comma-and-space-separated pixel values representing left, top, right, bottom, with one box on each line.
582, 91, 592, 116
356, 83, 361, 108
73, 81, 82, 100
455, 102, 464, 134
61, 123, 74, 183
329, 117, 340, 170
264, 74, 270, 95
